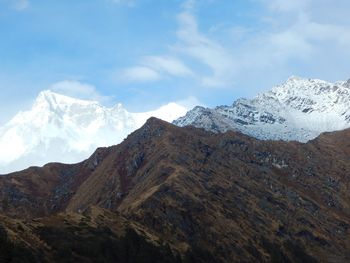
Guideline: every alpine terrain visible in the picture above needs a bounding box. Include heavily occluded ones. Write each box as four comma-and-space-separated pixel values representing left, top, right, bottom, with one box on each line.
0, 90, 187, 174
174, 76, 350, 142
0, 118, 350, 262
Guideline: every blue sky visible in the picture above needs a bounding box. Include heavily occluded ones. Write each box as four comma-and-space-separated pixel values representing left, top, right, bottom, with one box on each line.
1, 0, 350, 124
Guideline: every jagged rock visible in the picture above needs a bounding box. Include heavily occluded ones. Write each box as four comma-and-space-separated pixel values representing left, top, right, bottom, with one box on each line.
174, 76, 350, 142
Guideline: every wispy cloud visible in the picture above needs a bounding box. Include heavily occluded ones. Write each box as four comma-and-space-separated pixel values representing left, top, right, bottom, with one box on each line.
175, 96, 204, 109
50, 80, 111, 103
142, 56, 193, 78
109, 0, 135, 7
116, 56, 193, 83
8, 0, 29, 10
118, 66, 161, 83
175, 9, 236, 87
261, 0, 310, 12
118, 0, 236, 88
181, 0, 196, 11
249, 0, 350, 64
117, 0, 350, 90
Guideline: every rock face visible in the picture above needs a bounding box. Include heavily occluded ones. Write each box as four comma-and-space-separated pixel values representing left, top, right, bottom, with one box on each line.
0, 118, 350, 262
0, 90, 187, 174
174, 76, 350, 142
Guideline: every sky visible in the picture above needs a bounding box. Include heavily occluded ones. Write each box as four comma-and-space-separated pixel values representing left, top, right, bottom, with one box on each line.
1, 0, 350, 124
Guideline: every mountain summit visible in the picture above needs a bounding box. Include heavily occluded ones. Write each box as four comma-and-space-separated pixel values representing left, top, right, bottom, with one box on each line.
0, 91, 187, 174
174, 76, 350, 142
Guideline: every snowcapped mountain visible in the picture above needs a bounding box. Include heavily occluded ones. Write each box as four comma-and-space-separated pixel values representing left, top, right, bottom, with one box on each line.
174, 76, 350, 142
0, 90, 188, 174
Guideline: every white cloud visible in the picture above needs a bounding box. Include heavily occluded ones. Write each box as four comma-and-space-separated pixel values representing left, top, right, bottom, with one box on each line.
117, 0, 350, 90
262, 0, 310, 12
181, 0, 196, 11
216, 0, 350, 84
50, 80, 110, 103
118, 66, 161, 83
9, 0, 29, 10
257, 2, 350, 60
175, 10, 236, 87
175, 96, 204, 109
179, 0, 350, 85
109, 0, 134, 7
117, 56, 193, 83
118, 0, 236, 88
142, 56, 193, 77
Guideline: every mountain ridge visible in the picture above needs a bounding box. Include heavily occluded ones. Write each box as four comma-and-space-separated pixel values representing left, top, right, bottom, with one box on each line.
0, 118, 350, 262
174, 76, 350, 142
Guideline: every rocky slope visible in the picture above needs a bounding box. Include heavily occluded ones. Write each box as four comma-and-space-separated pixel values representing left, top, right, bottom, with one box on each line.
0, 119, 350, 262
0, 90, 187, 174
174, 76, 350, 142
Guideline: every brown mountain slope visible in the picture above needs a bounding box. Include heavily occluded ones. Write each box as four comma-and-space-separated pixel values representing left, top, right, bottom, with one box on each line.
1, 118, 350, 262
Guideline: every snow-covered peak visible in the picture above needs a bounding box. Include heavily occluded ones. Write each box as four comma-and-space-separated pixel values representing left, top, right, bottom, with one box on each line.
33, 90, 109, 120
286, 75, 304, 82
270, 76, 330, 94
174, 76, 350, 142
0, 91, 188, 174
34, 90, 99, 109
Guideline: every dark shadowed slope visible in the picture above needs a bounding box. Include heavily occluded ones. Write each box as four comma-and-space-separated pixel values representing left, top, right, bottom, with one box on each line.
0, 118, 350, 262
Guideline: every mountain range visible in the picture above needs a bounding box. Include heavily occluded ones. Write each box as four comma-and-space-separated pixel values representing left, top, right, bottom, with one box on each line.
1, 76, 350, 174
0, 118, 349, 262
0, 90, 187, 174
0, 75, 350, 262
174, 76, 350, 142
